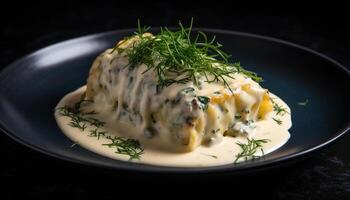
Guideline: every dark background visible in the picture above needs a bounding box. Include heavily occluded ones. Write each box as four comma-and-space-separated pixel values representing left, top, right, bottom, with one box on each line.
1, 1, 349, 199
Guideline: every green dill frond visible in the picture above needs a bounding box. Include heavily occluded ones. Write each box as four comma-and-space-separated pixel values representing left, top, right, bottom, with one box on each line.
270, 98, 289, 116
298, 99, 308, 106
135, 18, 151, 36
88, 128, 107, 140
57, 98, 144, 160
272, 117, 282, 125
234, 138, 270, 163
103, 136, 144, 160
56, 94, 104, 130
114, 19, 262, 91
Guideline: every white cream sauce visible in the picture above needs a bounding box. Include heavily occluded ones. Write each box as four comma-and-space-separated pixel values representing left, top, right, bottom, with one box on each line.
55, 86, 291, 167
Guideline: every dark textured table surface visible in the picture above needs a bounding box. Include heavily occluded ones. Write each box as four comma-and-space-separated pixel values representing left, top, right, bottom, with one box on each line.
1, 2, 349, 199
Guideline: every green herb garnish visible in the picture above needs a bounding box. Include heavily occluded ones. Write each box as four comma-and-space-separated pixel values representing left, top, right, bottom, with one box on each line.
271, 98, 289, 116
58, 105, 105, 130
88, 128, 107, 140
272, 117, 282, 125
57, 96, 144, 160
234, 138, 270, 163
57, 95, 105, 130
113, 19, 262, 91
298, 99, 308, 106
103, 136, 144, 160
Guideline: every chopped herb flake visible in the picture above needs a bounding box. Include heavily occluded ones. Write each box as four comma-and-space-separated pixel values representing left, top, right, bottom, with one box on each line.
234, 138, 270, 163
103, 136, 144, 160
272, 117, 282, 125
298, 99, 308, 106
271, 98, 289, 116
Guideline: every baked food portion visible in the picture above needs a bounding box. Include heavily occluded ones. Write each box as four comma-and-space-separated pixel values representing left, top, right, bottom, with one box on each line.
85, 33, 273, 152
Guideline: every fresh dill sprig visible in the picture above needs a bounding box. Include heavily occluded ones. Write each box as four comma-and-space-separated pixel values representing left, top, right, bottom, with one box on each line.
270, 98, 289, 116
103, 136, 144, 160
69, 117, 87, 131
272, 117, 282, 125
298, 99, 308, 106
135, 18, 150, 37
57, 96, 105, 130
114, 19, 262, 91
57, 106, 105, 129
88, 128, 107, 140
83, 116, 105, 128
57, 95, 144, 160
58, 105, 87, 131
234, 138, 270, 163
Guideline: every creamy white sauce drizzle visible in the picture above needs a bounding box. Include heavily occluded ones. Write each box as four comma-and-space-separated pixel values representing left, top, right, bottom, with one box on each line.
55, 86, 291, 167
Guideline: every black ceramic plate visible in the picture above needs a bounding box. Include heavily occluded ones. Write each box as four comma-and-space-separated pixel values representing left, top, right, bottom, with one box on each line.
0, 29, 349, 174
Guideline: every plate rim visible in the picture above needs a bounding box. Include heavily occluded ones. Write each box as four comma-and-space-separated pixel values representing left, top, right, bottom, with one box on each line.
0, 28, 349, 174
